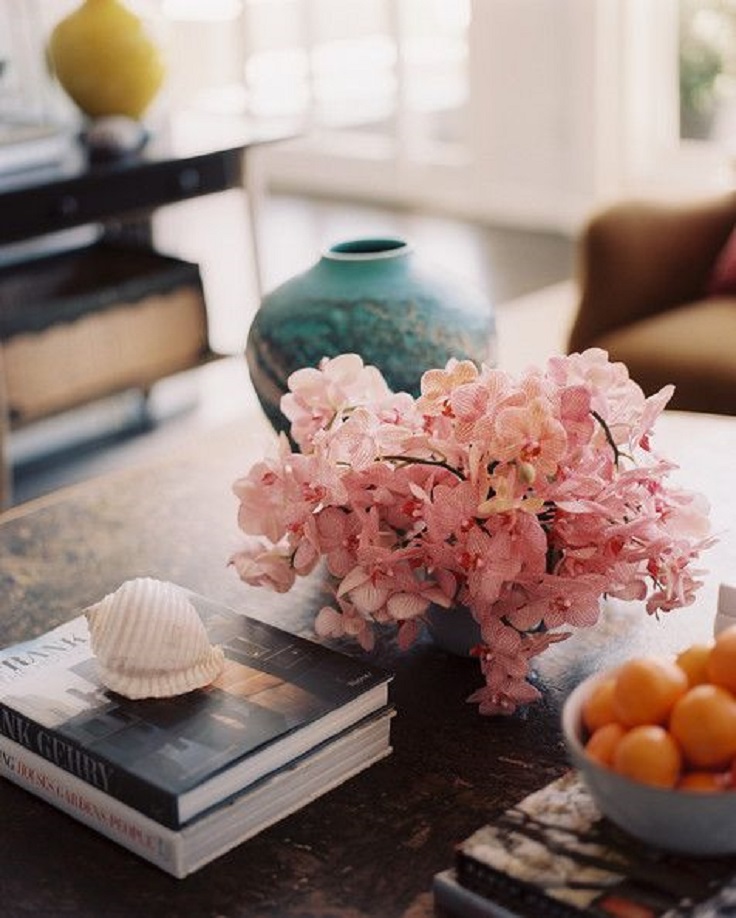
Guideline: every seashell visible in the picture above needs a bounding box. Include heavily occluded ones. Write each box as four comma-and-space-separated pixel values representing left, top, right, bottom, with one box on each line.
85, 578, 225, 699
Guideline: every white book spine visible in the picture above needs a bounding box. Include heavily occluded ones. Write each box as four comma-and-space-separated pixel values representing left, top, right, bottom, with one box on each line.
0, 736, 185, 877
0, 711, 394, 879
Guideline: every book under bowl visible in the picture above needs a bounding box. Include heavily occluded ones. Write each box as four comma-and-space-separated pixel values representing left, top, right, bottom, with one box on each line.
435, 771, 736, 918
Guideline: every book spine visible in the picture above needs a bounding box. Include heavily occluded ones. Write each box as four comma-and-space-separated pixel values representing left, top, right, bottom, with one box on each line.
456, 852, 585, 918
0, 736, 185, 878
0, 701, 180, 828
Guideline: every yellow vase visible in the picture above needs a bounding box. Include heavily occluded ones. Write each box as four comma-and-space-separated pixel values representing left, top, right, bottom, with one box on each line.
48, 0, 165, 120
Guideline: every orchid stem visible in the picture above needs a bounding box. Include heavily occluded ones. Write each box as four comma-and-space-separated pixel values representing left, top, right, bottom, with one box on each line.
381, 455, 466, 480
591, 410, 621, 466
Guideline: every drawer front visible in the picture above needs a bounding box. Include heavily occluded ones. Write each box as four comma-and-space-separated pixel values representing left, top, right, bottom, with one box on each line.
0, 148, 243, 244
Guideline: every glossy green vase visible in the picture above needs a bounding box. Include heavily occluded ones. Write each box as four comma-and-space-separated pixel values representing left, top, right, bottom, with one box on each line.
246, 237, 496, 433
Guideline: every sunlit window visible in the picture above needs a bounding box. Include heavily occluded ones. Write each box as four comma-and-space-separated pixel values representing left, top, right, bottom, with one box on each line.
162, 0, 243, 19
163, 0, 470, 150
680, 0, 736, 142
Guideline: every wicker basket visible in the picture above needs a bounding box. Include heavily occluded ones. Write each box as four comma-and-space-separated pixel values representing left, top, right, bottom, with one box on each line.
0, 243, 214, 426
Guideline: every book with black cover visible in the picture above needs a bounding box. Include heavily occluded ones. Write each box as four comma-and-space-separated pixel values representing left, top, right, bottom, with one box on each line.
0, 707, 394, 878
0, 588, 392, 828
435, 772, 736, 918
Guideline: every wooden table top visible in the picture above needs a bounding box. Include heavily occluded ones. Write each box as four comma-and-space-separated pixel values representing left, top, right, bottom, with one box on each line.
1, 400, 734, 917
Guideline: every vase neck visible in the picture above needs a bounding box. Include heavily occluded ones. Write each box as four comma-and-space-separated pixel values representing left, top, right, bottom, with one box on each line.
322, 238, 412, 263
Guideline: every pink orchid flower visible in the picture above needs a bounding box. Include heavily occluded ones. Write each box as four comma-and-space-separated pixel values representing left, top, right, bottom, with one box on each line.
231, 350, 714, 716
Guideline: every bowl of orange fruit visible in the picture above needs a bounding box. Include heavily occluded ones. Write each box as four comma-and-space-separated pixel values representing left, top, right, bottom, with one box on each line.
562, 624, 736, 855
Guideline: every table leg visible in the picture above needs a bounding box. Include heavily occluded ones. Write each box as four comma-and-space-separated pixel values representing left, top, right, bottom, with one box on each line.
241, 148, 265, 302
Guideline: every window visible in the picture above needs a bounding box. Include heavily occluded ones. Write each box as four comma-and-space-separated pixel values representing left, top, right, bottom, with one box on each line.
679, 0, 736, 143
242, 0, 471, 153
161, 0, 736, 232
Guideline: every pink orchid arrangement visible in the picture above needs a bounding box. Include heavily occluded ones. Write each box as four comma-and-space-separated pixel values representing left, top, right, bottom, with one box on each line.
230, 350, 712, 715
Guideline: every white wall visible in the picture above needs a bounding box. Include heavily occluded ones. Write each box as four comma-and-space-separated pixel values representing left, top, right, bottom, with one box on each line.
464, 0, 607, 229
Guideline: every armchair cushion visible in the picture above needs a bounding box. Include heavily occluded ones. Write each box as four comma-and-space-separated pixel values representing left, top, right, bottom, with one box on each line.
594, 297, 736, 415
707, 225, 736, 296
568, 192, 736, 415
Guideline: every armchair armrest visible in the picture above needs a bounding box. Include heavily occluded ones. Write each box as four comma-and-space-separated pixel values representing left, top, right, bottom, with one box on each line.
568, 193, 736, 353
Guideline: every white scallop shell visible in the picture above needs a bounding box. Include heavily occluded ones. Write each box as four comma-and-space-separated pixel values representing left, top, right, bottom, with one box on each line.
85, 578, 225, 699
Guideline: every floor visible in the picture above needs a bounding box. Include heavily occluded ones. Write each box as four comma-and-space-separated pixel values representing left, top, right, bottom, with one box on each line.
9, 191, 576, 506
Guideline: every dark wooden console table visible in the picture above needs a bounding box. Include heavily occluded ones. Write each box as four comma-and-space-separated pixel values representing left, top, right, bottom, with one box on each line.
0, 112, 297, 507
0, 111, 293, 254
0, 397, 732, 918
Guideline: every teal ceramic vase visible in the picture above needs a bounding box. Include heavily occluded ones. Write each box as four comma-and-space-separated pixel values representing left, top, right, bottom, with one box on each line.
246, 237, 496, 433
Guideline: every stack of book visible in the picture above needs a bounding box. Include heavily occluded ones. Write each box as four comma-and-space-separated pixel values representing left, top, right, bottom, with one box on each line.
0, 589, 393, 878
0, 121, 72, 175
434, 771, 736, 917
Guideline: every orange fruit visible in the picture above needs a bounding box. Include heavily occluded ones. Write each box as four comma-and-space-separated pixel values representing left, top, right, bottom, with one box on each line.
612, 724, 682, 788
585, 723, 626, 768
585, 722, 626, 767
676, 642, 713, 687
707, 625, 736, 694
669, 684, 736, 769
582, 676, 618, 733
612, 656, 688, 727
677, 771, 727, 793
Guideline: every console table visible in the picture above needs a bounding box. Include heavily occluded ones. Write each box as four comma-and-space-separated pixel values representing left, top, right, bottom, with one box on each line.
0, 112, 297, 507
0, 111, 293, 259
0, 399, 733, 918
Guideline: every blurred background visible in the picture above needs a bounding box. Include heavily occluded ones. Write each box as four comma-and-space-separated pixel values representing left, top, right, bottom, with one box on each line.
3, 0, 735, 236
2, 0, 736, 502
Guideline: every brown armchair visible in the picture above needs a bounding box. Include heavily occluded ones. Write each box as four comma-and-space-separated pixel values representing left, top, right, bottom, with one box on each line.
567, 192, 736, 415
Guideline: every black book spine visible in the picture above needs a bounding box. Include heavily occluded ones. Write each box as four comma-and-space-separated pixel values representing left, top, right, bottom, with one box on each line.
0, 702, 178, 827
456, 850, 586, 918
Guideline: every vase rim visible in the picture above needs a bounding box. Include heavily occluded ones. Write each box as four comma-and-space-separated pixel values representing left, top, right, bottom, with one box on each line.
322, 237, 412, 262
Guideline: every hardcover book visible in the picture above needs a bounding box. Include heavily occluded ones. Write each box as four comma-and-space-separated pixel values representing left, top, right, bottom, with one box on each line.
0, 707, 394, 878
0, 589, 392, 828
434, 771, 736, 918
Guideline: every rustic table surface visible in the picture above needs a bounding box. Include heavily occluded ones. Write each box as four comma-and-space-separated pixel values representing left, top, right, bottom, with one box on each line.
1, 387, 735, 917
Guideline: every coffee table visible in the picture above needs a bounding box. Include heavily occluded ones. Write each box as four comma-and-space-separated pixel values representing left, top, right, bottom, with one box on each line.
0, 391, 733, 917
